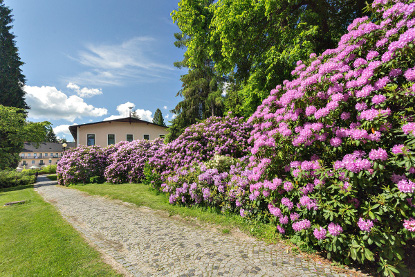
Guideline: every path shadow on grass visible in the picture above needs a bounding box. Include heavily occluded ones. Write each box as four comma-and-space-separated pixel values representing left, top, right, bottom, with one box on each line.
0, 184, 34, 194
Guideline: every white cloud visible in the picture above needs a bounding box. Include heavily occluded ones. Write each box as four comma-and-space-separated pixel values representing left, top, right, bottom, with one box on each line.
104, 102, 153, 122
25, 85, 108, 122
163, 105, 168, 110
53, 125, 71, 136
67, 37, 175, 86
66, 82, 102, 98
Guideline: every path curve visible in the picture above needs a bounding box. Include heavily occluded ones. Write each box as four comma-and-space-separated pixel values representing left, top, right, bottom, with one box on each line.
34, 176, 365, 277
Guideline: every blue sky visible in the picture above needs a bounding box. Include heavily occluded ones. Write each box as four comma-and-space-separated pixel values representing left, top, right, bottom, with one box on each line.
4, 0, 186, 141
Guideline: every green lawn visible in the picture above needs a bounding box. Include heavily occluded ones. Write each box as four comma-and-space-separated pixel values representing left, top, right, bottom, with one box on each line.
0, 185, 121, 277
46, 174, 58, 180
71, 182, 278, 242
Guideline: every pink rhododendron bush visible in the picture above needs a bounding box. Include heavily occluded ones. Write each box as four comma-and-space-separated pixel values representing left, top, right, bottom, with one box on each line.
144, 115, 253, 189
244, 0, 415, 274
146, 1, 415, 274
57, 145, 112, 186
104, 138, 164, 183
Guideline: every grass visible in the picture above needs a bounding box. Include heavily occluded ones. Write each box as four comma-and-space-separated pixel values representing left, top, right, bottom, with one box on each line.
71, 182, 278, 242
47, 174, 58, 180
0, 185, 121, 277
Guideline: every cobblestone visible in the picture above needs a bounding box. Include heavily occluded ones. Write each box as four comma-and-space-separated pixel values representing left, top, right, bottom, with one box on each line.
34, 176, 368, 277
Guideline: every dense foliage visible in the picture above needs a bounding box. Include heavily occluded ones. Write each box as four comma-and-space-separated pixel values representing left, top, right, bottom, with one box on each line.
56, 145, 111, 186
146, 114, 252, 188
0, 105, 50, 169
0, 0, 28, 109
0, 170, 36, 188
243, 0, 415, 274
105, 139, 164, 184
171, 0, 371, 120
152, 108, 166, 127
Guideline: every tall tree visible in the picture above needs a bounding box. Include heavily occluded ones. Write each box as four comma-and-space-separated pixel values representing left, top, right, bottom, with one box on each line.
168, 1, 226, 141
172, 0, 371, 117
0, 0, 28, 109
45, 127, 58, 143
0, 105, 50, 169
152, 108, 166, 126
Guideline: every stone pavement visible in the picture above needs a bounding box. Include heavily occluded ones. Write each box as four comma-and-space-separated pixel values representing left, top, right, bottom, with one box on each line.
34, 176, 367, 277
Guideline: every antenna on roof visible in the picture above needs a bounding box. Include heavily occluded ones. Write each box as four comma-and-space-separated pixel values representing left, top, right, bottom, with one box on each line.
128, 106, 134, 118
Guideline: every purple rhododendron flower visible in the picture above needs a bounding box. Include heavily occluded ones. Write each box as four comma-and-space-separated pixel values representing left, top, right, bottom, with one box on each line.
313, 227, 327, 240
357, 218, 374, 232
328, 223, 343, 236
404, 218, 415, 232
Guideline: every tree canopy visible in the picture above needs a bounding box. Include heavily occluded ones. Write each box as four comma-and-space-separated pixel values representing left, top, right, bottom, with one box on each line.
0, 0, 28, 109
0, 105, 50, 169
152, 108, 166, 126
172, 0, 371, 117
45, 127, 58, 143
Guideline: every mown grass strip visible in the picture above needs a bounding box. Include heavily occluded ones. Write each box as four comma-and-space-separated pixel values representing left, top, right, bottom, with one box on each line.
71, 182, 278, 242
46, 174, 58, 180
0, 185, 121, 277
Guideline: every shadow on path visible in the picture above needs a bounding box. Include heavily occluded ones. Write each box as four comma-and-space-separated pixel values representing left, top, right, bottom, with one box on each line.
34, 175, 58, 189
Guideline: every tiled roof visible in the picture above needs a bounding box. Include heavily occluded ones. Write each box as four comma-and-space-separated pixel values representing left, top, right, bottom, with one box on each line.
22, 142, 76, 153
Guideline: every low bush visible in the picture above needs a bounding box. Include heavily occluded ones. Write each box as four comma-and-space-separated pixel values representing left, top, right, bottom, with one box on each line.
145, 115, 252, 189
56, 145, 109, 186
39, 165, 57, 174
0, 170, 36, 188
105, 139, 164, 183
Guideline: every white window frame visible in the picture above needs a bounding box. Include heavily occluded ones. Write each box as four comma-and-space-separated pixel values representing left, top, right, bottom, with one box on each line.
107, 134, 116, 146
87, 133, 96, 146
143, 134, 150, 140
126, 134, 134, 142
159, 134, 165, 139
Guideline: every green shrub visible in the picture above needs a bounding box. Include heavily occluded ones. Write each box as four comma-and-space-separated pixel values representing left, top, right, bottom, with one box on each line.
0, 170, 36, 188
39, 165, 57, 174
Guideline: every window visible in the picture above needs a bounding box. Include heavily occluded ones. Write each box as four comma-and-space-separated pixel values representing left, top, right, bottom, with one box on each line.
45, 153, 48, 157
27, 153, 31, 157
87, 134, 95, 146
126, 134, 133, 142
32, 160, 35, 164
108, 134, 115, 145
49, 159, 52, 164
159, 135, 165, 139
39, 160, 44, 165
143, 134, 150, 140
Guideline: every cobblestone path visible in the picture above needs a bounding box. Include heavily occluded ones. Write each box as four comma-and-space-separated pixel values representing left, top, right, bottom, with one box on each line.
35, 177, 366, 277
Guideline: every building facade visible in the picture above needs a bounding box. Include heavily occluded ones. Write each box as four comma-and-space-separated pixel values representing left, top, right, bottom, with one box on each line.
69, 117, 168, 147
19, 142, 76, 169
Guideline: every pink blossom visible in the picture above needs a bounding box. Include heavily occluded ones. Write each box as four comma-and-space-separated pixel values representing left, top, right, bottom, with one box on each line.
357, 218, 374, 232
313, 227, 327, 240
404, 218, 415, 232
397, 179, 415, 193
328, 223, 343, 236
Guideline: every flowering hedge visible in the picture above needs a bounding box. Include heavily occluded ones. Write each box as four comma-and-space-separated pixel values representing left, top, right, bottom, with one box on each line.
105, 139, 164, 183
243, 0, 415, 274
57, 145, 110, 186
144, 115, 252, 189
146, 1, 415, 275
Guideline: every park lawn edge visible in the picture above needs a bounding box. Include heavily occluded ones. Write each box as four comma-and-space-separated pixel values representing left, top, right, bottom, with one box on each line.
0, 184, 122, 277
